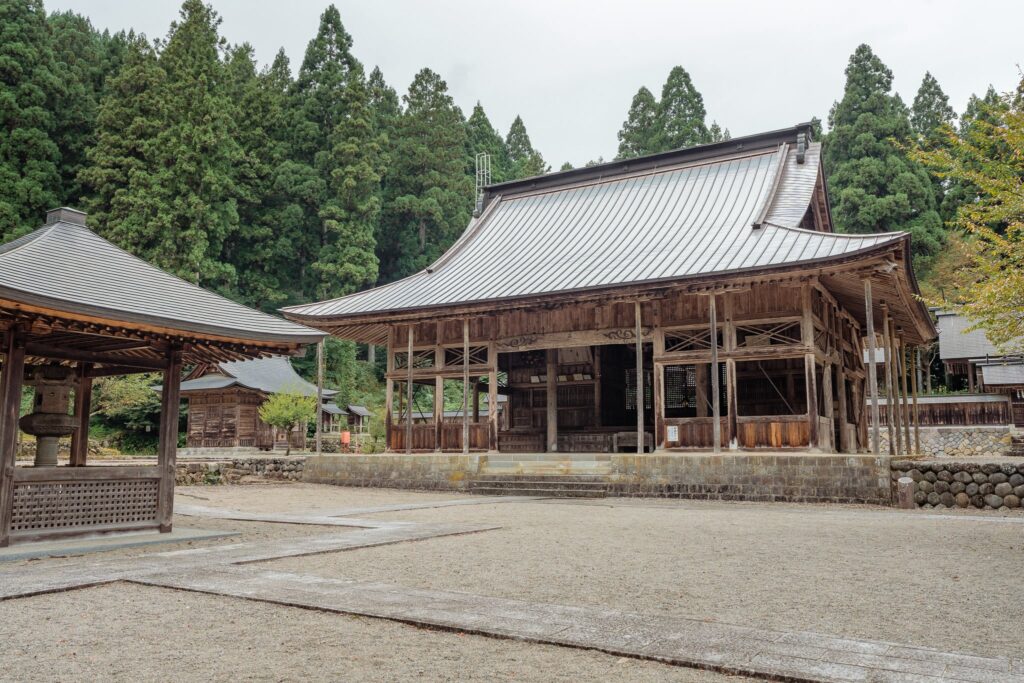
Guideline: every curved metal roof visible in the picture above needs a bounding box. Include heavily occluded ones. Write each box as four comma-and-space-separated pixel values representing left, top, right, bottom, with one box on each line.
284, 136, 903, 321
0, 210, 324, 345
179, 356, 335, 396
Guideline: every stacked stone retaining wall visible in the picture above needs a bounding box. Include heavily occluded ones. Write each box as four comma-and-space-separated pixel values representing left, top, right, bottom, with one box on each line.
891, 459, 1024, 510
175, 458, 305, 485
879, 426, 1012, 458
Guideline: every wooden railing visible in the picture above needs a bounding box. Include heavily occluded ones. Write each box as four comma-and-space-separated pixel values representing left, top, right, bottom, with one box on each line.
872, 394, 1011, 426
663, 417, 728, 449
735, 415, 810, 449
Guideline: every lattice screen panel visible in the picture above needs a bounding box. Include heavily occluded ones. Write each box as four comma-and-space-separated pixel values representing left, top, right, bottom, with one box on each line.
10, 479, 159, 533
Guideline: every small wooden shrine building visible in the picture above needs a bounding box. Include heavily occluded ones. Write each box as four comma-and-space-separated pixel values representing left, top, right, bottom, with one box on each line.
0, 209, 323, 545
283, 124, 936, 455
178, 356, 335, 451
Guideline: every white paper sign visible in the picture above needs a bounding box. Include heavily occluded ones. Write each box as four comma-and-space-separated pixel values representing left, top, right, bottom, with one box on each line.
666, 425, 679, 442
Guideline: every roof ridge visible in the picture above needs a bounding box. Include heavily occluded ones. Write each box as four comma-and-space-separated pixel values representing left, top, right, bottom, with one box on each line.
762, 221, 907, 241
0, 222, 58, 259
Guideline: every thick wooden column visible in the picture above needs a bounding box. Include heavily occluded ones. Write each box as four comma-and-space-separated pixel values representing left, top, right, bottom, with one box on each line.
801, 283, 819, 450
546, 348, 557, 452
863, 279, 880, 454
315, 340, 323, 455
911, 346, 921, 454
434, 345, 444, 452
70, 362, 93, 466
709, 294, 721, 453
593, 345, 602, 426
880, 305, 896, 455
406, 325, 414, 454
723, 293, 738, 449
385, 328, 394, 451
653, 331, 665, 450
898, 335, 912, 454
696, 364, 709, 418
487, 343, 498, 452
836, 319, 849, 453
157, 347, 183, 533
462, 319, 470, 454
0, 330, 26, 547
635, 301, 644, 453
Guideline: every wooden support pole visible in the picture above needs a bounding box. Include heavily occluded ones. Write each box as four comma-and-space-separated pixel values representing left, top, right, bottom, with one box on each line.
898, 334, 912, 455
406, 326, 413, 455
880, 306, 896, 455
487, 343, 498, 452
801, 283, 819, 450
385, 328, 394, 451
315, 340, 323, 456
434, 347, 444, 452
890, 318, 903, 455
157, 347, 182, 533
911, 346, 921, 455
863, 279, 880, 455
462, 319, 470, 454
653, 331, 665, 450
546, 348, 557, 452
709, 294, 721, 453
822, 362, 834, 452
635, 300, 644, 454
473, 382, 480, 422
593, 345, 602, 427
367, 344, 375, 365
836, 318, 849, 453
0, 330, 26, 547
723, 292, 738, 450
70, 363, 92, 466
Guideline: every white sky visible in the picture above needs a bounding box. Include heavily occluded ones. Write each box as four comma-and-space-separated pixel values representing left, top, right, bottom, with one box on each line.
51, 0, 1023, 167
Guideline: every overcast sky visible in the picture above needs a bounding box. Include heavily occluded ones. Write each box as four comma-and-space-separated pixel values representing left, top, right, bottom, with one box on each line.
51, 0, 1023, 167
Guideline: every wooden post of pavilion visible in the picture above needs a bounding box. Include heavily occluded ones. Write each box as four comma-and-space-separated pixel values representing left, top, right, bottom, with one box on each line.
801, 283, 819, 451
898, 333, 912, 454
70, 362, 92, 466
546, 348, 557, 452
156, 346, 182, 533
487, 342, 498, 452
434, 341, 444, 452
911, 346, 921, 454
406, 325, 413, 454
0, 329, 26, 547
880, 305, 897, 455
462, 319, 470, 454
385, 328, 394, 451
709, 294, 721, 453
835, 317, 849, 453
635, 300, 644, 453
723, 292, 738, 450
889, 318, 904, 455
863, 279, 880, 455
315, 340, 323, 455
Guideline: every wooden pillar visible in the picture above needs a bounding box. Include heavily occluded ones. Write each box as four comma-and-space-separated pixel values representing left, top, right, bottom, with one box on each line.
406, 325, 413, 454
635, 300, 644, 453
593, 345, 602, 427
433, 346, 444, 452
709, 294, 721, 453
546, 348, 557, 452
801, 283, 819, 450
0, 330, 26, 547
315, 340, 323, 455
696, 364, 709, 418
889, 318, 904, 455
367, 343, 376, 364
968, 363, 976, 392
723, 292, 738, 450
70, 362, 93, 466
653, 331, 665, 450
157, 347, 183, 533
880, 306, 896, 455
863, 279, 880, 454
836, 319, 849, 453
462, 319, 470, 454
898, 335, 912, 455
473, 383, 480, 422
385, 328, 394, 451
487, 343, 498, 451
911, 346, 921, 454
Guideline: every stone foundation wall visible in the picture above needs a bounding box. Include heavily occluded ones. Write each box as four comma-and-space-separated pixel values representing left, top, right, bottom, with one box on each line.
891, 460, 1024, 510
175, 458, 305, 485
607, 454, 892, 505
879, 426, 1012, 458
303, 454, 480, 490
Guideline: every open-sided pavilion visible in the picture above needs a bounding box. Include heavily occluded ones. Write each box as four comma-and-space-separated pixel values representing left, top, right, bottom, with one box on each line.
284, 124, 936, 457
0, 208, 323, 546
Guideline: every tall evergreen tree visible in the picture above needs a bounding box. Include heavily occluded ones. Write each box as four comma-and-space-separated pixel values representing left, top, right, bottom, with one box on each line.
911, 72, 956, 145
824, 44, 944, 269
708, 121, 730, 142
465, 102, 511, 182
377, 68, 473, 282
654, 66, 710, 151
616, 86, 658, 159
505, 115, 548, 178
0, 0, 62, 238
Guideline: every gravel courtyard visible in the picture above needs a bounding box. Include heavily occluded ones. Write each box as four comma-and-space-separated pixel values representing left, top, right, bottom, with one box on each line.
1, 482, 1021, 681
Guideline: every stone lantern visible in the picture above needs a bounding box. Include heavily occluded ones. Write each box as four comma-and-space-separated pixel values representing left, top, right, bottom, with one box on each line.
19, 365, 78, 467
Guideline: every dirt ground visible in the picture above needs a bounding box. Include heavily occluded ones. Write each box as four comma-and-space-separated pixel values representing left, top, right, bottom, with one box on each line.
2, 483, 1021, 681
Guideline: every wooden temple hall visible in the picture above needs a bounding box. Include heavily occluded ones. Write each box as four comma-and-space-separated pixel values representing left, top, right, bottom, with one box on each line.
285, 124, 936, 456
0, 208, 323, 545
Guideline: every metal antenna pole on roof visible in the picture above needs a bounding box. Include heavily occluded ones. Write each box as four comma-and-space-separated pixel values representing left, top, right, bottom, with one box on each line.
474, 152, 491, 217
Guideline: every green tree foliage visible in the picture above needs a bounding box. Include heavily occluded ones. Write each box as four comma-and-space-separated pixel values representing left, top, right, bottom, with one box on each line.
465, 102, 512, 182
257, 390, 316, 455
708, 121, 730, 142
505, 115, 548, 179
0, 0, 62, 239
823, 44, 944, 270
377, 68, 473, 282
654, 66, 710, 151
911, 72, 956, 145
616, 86, 658, 158
912, 80, 1024, 352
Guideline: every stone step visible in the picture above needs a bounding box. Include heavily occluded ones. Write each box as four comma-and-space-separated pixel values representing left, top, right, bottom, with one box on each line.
470, 486, 607, 498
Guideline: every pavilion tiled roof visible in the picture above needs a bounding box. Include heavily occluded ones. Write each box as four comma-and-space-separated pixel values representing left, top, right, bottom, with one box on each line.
179, 356, 335, 397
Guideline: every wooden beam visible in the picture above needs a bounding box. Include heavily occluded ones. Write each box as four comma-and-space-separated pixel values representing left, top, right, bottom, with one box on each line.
406, 325, 414, 455
463, 318, 470, 455
0, 329, 26, 547
546, 348, 558, 452
635, 300, 644, 454
156, 347, 182, 533
709, 294, 721, 453
24, 342, 167, 369
70, 363, 92, 467
863, 279, 881, 455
